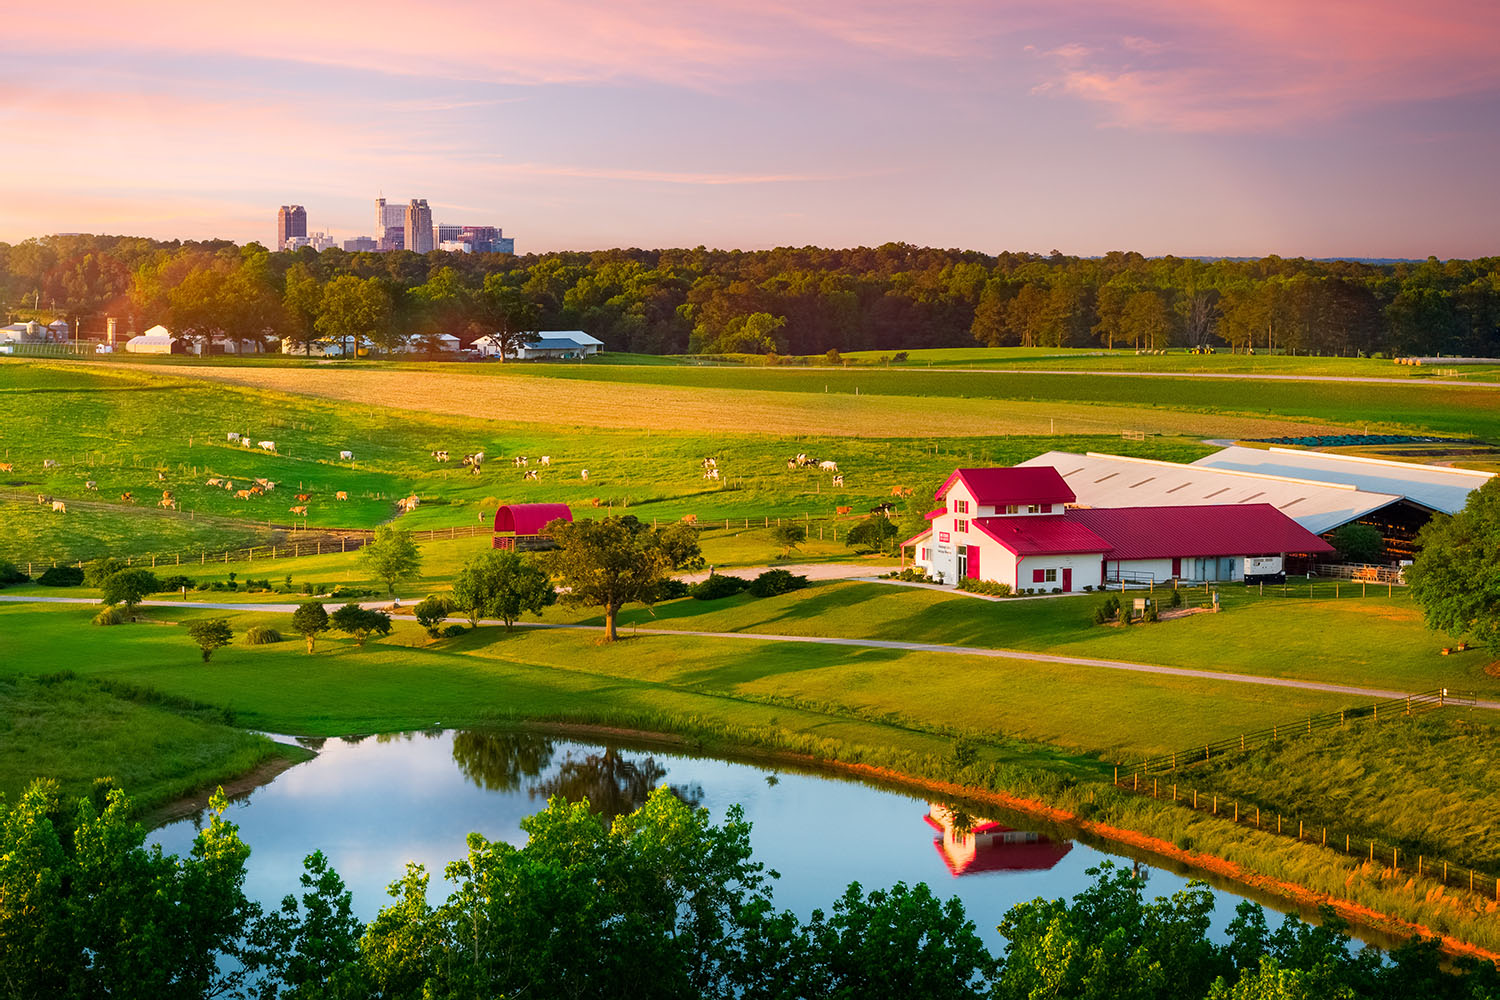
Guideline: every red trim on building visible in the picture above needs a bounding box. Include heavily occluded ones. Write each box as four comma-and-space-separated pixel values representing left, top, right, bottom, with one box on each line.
1065, 504, 1335, 560
934, 467, 1076, 506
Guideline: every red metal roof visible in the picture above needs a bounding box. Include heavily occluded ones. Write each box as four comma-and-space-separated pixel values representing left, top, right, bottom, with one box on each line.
493, 503, 573, 537
972, 515, 1113, 556
1067, 504, 1336, 560
936, 467, 1076, 506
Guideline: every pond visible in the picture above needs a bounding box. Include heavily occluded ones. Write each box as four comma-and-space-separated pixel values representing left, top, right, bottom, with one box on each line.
150, 730, 1352, 951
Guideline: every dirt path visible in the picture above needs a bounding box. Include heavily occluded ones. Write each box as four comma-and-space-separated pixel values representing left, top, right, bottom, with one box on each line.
8, 594, 1498, 710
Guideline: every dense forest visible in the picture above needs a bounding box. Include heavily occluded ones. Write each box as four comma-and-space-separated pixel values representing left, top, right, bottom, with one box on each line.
2, 233, 1498, 357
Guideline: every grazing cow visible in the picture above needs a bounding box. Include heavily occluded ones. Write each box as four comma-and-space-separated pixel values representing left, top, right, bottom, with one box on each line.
836, 505, 852, 515
512, 455, 528, 467
36, 494, 50, 504
704, 469, 720, 481
159, 497, 175, 508
255, 477, 271, 487
51, 501, 66, 513
235, 489, 252, 500
831, 474, 844, 487
580, 469, 589, 481
161, 490, 174, 500
471, 464, 483, 476
0, 462, 12, 472
523, 469, 539, 481
681, 514, 698, 524
227, 432, 240, 442
818, 460, 838, 472
395, 495, 421, 514
473, 452, 485, 464
891, 486, 905, 497
222, 480, 234, 491
43, 459, 59, 469
290, 505, 308, 516
339, 450, 354, 461
157, 471, 166, 481
335, 491, 348, 501
870, 502, 895, 516
258, 441, 276, 452
539, 455, 550, 466
120, 492, 133, 502
432, 450, 450, 462
786, 460, 798, 470
590, 497, 602, 508
206, 477, 224, 487
241, 438, 252, 447
702, 457, 717, 469
85, 481, 97, 490
295, 493, 312, 502
249, 485, 265, 496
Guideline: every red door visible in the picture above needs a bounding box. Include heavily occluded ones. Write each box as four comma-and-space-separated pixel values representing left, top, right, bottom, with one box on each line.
966, 545, 980, 579
1062, 567, 1072, 593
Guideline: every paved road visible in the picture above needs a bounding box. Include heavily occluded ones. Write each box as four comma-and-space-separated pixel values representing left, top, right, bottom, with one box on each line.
7, 594, 1496, 711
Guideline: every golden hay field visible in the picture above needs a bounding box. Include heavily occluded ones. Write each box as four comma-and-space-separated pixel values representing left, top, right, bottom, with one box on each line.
122, 364, 1353, 440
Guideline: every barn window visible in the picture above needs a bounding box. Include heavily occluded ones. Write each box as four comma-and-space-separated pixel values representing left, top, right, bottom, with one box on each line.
1027, 504, 1042, 514
919, 547, 928, 561
953, 499, 969, 514
1044, 568, 1057, 583
954, 519, 969, 533
1004, 504, 1020, 514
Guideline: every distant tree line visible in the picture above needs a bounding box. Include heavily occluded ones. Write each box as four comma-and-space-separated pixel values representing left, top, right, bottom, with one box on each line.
3, 233, 1499, 357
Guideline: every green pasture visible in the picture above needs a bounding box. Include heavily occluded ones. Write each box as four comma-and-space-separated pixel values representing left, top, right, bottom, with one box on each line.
1, 358, 1226, 562
459, 363, 1500, 441
0, 671, 291, 813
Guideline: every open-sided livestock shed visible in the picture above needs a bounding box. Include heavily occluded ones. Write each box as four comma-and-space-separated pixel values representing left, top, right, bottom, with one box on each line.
492, 503, 572, 551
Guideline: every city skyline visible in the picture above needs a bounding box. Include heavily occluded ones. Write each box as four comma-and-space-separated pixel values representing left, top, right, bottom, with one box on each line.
3, 1, 1499, 258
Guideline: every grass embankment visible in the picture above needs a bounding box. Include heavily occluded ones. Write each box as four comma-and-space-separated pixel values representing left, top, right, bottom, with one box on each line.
0, 358, 1218, 563
4, 600, 1500, 952
0, 671, 299, 815
1191, 713, 1500, 873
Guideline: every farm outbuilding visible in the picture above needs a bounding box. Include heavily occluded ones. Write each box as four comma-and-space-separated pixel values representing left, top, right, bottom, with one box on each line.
1017, 449, 1484, 562
124, 325, 186, 354
906, 466, 1334, 590
492, 502, 573, 551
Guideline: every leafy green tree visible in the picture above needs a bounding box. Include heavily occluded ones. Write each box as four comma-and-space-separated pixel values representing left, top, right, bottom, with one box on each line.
329, 604, 392, 647
1206, 958, 1357, 999
1408, 478, 1500, 653
358, 525, 423, 595
414, 595, 456, 636
1122, 290, 1172, 350
282, 261, 324, 355
771, 522, 806, 557
249, 850, 365, 998
0, 780, 258, 999
83, 556, 127, 588
315, 275, 394, 356
450, 550, 555, 629
188, 617, 233, 661
475, 273, 541, 360
545, 516, 702, 641
1329, 523, 1385, 563
99, 568, 160, 615
845, 515, 897, 552
290, 600, 330, 653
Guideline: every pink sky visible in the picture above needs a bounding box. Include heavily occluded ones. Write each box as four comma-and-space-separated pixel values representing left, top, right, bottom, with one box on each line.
3, 0, 1498, 256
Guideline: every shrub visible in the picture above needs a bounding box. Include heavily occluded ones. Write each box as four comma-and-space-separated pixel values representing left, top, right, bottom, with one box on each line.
244, 625, 283, 645
415, 595, 455, 638
83, 557, 127, 588
93, 604, 128, 626
957, 578, 1012, 597
1093, 595, 1121, 624
301, 582, 314, 594
690, 574, 751, 600
330, 604, 392, 647
158, 574, 193, 591
1051, 587, 1061, 594
442, 624, 468, 638
845, 516, 897, 552
38, 565, 84, 587
1143, 604, 1159, 623
891, 351, 909, 362
824, 348, 842, 366
1169, 588, 1183, 608
748, 569, 809, 598
0, 562, 29, 587
948, 738, 979, 770
656, 578, 690, 600
188, 618, 234, 662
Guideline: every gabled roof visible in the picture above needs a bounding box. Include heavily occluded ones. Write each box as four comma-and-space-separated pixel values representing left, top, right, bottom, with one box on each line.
1017, 451, 1405, 535
971, 515, 1112, 557
493, 503, 573, 536
1192, 446, 1489, 516
1067, 504, 1335, 560
936, 467, 1076, 506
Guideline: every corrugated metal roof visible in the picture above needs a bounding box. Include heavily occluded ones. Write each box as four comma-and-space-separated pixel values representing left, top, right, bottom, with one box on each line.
1192, 446, 1490, 515
1068, 504, 1335, 560
936, 467, 1076, 506
1016, 451, 1404, 534
971, 515, 1113, 556
493, 503, 573, 536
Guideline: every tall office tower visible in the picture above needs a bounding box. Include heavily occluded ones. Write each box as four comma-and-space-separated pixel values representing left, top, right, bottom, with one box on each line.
376, 196, 405, 234
277, 205, 307, 250
404, 199, 434, 253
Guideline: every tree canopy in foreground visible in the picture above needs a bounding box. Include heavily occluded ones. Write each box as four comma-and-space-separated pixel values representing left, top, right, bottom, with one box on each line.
1408, 477, 1500, 654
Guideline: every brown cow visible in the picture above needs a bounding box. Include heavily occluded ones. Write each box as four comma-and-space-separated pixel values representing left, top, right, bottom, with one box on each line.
120, 492, 133, 502
234, 489, 252, 500
295, 493, 312, 502
836, 505, 852, 515
0, 462, 12, 473
335, 491, 348, 501
681, 513, 698, 524
289, 505, 308, 516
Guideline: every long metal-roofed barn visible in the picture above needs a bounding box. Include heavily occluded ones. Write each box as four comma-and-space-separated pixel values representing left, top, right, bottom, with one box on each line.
1014, 450, 1452, 561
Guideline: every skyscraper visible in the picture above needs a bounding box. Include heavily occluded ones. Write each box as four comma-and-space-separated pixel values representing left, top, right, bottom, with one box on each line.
404, 199, 434, 254
277, 205, 307, 250
375, 196, 405, 235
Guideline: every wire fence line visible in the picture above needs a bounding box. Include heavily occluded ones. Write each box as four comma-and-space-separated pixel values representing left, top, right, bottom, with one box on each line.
1109, 689, 1500, 908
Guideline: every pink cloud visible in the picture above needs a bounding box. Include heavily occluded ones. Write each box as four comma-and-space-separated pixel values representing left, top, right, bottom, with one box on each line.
1030, 0, 1500, 131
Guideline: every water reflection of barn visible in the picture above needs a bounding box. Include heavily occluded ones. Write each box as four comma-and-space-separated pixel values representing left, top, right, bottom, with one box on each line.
492, 503, 573, 551
925, 803, 1072, 876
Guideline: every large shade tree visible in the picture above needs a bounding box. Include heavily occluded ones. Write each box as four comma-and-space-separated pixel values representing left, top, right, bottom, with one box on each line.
1407, 478, 1500, 653
545, 516, 702, 641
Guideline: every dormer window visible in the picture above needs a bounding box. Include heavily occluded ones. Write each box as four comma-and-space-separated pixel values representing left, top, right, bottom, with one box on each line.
954, 519, 969, 533
953, 500, 969, 514
1004, 504, 1019, 515
1028, 504, 1042, 514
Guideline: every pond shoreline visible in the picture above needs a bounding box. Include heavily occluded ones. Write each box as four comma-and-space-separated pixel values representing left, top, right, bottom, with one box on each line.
160, 718, 1500, 965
